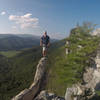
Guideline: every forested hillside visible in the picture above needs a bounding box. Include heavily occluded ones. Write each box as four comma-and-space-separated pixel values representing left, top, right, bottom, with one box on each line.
0, 39, 64, 100
0, 34, 40, 51
0, 46, 41, 100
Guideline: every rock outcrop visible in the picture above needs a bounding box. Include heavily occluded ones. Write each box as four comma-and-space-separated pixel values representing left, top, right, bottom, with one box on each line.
65, 44, 100, 100
83, 45, 100, 91
92, 28, 100, 36
11, 57, 47, 100
34, 90, 65, 100
66, 41, 70, 55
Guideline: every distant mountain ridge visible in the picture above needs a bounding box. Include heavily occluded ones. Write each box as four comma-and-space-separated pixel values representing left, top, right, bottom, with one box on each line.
0, 34, 40, 51
0, 34, 58, 51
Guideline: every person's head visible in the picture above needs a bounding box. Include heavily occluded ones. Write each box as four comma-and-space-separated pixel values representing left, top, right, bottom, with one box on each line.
43, 31, 47, 37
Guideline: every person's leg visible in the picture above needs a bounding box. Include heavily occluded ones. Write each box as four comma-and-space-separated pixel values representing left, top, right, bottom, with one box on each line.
42, 46, 47, 57
44, 47, 48, 56
45, 50, 47, 56
42, 47, 44, 56
42, 50, 45, 56
44, 50, 46, 56
42, 47, 46, 57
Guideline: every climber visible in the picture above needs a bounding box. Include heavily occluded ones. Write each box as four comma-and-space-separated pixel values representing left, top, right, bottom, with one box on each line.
40, 31, 50, 57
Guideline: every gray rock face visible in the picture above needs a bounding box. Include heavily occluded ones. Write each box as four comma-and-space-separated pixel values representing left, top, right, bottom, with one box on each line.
66, 41, 69, 55
11, 57, 47, 100
34, 90, 65, 100
65, 84, 94, 100
83, 47, 100, 91
65, 46, 100, 100
92, 28, 100, 36
65, 84, 81, 100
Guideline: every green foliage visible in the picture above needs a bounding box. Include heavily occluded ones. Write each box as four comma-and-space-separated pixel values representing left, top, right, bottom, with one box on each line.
46, 24, 100, 96
0, 38, 58, 100
0, 46, 41, 100
0, 51, 21, 57
96, 90, 100, 96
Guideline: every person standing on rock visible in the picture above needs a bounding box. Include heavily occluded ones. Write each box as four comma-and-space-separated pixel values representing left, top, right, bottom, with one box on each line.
40, 31, 50, 57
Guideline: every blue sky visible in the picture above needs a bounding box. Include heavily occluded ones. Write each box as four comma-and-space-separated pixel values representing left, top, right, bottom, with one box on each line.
0, 0, 100, 39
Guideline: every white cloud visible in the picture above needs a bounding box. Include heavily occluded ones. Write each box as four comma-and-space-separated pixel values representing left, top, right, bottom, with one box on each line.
1, 11, 6, 15
9, 13, 39, 29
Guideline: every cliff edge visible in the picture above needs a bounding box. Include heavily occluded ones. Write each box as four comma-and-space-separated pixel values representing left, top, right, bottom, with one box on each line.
11, 57, 47, 100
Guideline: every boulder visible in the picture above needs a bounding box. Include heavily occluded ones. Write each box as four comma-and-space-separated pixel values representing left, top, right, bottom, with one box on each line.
34, 90, 65, 100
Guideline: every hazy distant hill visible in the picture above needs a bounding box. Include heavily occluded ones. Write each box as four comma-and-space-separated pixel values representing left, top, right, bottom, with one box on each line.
0, 34, 57, 51
0, 34, 40, 51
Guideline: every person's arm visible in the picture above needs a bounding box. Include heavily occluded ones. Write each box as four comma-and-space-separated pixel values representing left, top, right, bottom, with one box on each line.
40, 38, 42, 46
